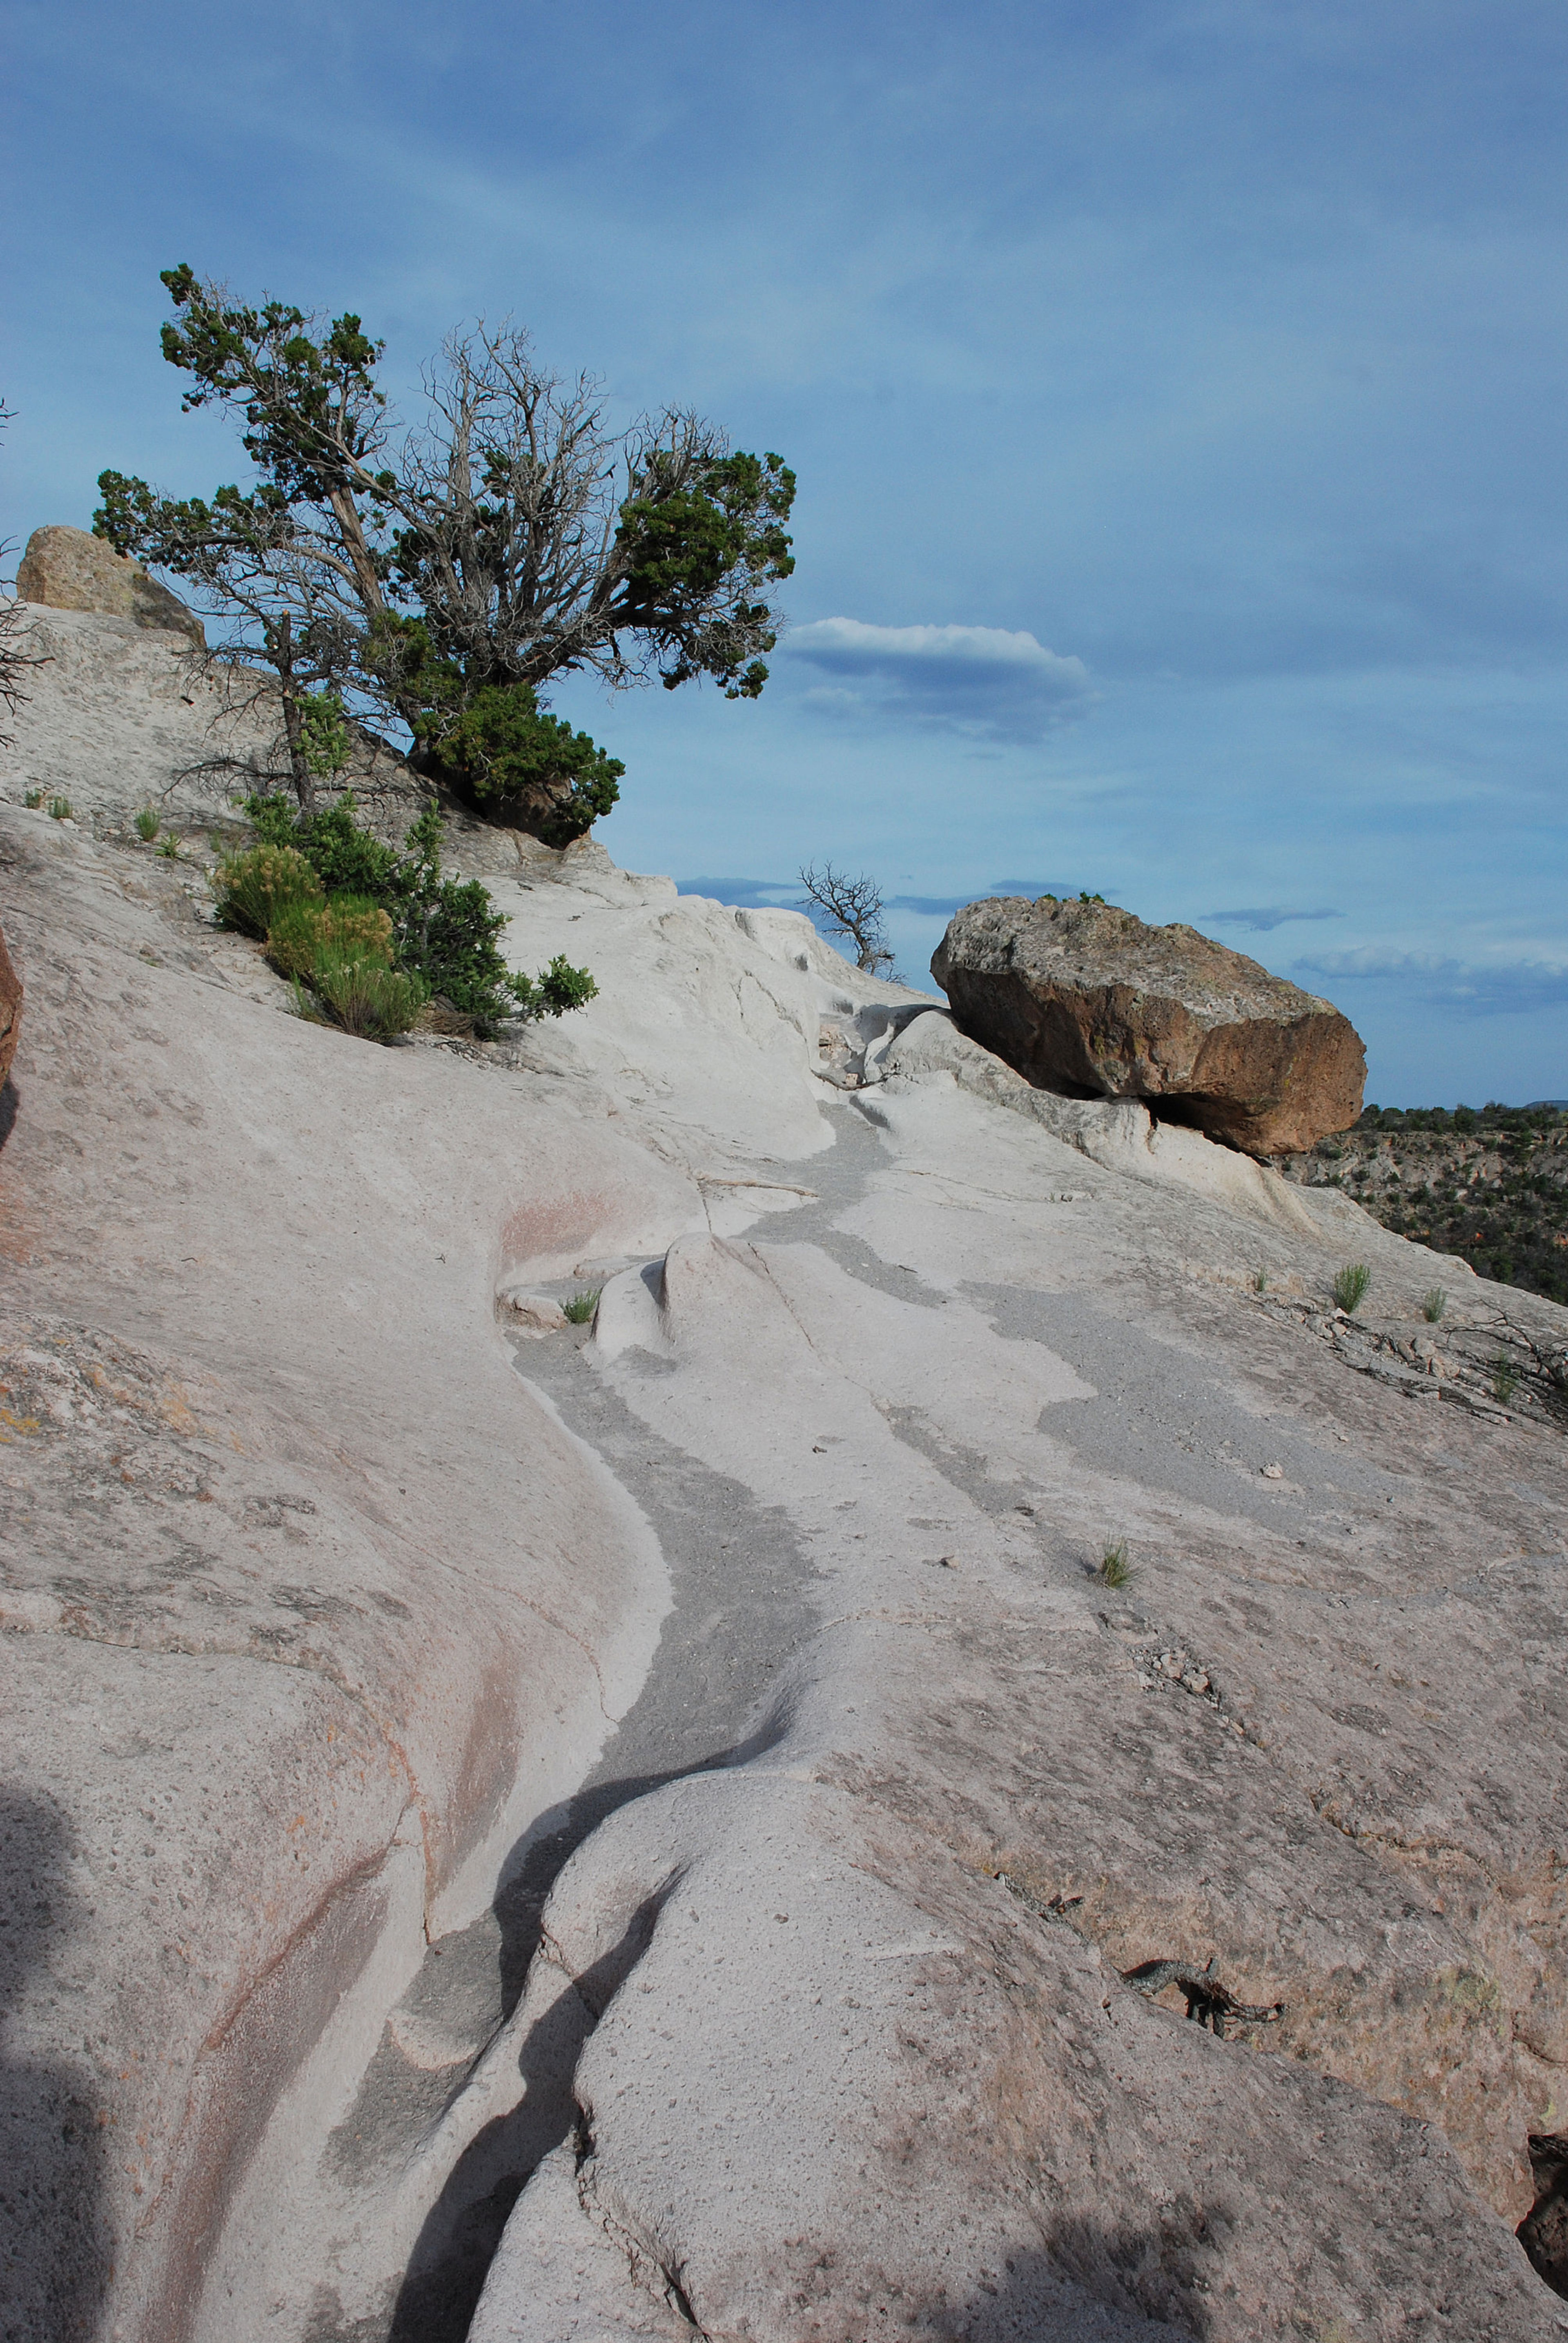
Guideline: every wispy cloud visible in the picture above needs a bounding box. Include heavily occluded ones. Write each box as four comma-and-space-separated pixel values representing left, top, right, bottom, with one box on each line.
1295, 949, 1568, 1017
1202, 906, 1345, 932
674, 876, 797, 907
783, 618, 1094, 740
886, 894, 968, 917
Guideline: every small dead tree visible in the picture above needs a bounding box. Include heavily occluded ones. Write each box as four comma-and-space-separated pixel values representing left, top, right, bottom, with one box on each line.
0, 400, 45, 747
0, 591, 32, 750
798, 862, 895, 975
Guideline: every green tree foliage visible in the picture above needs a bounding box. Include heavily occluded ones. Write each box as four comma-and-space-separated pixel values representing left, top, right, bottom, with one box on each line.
425, 684, 621, 848
96, 270, 795, 838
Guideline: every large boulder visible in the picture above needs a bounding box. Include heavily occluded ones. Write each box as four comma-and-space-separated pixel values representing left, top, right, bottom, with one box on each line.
0, 919, 19, 1090
16, 525, 205, 646
932, 893, 1365, 1156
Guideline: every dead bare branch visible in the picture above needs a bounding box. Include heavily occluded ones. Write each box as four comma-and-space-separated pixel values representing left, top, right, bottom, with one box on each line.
798, 861, 895, 975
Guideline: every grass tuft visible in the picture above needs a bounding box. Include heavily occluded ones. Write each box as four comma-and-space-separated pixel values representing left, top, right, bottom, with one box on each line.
134, 807, 160, 842
1098, 1538, 1130, 1589
1491, 1353, 1519, 1406
309, 953, 428, 1042
1422, 1288, 1447, 1323
563, 1289, 601, 1325
23, 789, 42, 809
1333, 1262, 1372, 1313
47, 796, 73, 821
265, 895, 393, 981
214, 843, 323, 937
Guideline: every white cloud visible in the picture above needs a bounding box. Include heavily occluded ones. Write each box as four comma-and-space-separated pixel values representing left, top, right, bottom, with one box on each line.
1294, 948, 1568, 1016
782, 617, 1093, 739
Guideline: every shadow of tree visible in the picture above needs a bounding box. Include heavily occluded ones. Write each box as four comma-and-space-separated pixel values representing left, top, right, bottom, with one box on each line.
490, 1707, 790, 2022
0, 1787, 112, 2341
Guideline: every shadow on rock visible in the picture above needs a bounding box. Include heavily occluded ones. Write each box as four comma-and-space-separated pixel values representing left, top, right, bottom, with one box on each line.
493, 1707, 795, 2018
387, 1896, 665, 2343
0, 1077, 17, 1152
1518, 2132, 1568, 2299
387, 1715, 791, 2340
947, 2238, 1212, 2340
0, 1787, 112, 2342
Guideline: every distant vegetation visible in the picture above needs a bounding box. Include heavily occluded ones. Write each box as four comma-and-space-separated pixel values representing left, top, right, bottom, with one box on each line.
1284, 1102, 1568, 1305
95, 266, 795, 841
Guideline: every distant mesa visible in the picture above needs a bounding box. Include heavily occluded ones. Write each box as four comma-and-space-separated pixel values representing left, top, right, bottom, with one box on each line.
932, 893, 1365, 1158
16, 524, 205, 646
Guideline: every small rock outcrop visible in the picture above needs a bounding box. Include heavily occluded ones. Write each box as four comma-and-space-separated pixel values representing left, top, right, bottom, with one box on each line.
0, 919, 20, 1089
932, 894, 1365, 1156
16, 524, 205, 646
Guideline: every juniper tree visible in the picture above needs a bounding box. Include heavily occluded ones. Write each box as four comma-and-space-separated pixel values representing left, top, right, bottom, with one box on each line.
96, 268, 795, 838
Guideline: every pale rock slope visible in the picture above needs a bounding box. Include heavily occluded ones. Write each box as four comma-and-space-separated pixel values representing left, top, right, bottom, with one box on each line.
2, 609, 1566, 2343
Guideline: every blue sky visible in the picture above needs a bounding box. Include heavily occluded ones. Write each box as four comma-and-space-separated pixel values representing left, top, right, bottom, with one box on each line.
5, 0, 1566, 1103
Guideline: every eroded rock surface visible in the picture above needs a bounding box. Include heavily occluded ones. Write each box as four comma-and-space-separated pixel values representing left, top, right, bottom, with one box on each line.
933, 892, 1366, 1155
3, 618, 1567, 2343
18, 523, 207, 644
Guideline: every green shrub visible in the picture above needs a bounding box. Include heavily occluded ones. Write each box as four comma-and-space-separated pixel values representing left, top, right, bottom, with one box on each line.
134, 807, 160, 841
368, 621, 623, 846
1099, 1538, 1130, 1589
310, 953, 429, 1041
1492, 1353, 1519, 1406
563, 1289, 601, 1324
48, 796, 73, 821
298, 690, 352, 781
23, 789, 42, 809
1333, 1262, 1372, 1313
266, 894, 394, 980
243, 792, 595, 1034
1422, 1288, 1447, 1323
157, 834, 181, 858
216, 843, 324, 937
397, 867, 527, 1026
507, 954, 599, 1021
